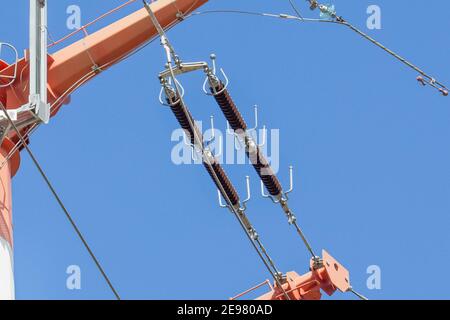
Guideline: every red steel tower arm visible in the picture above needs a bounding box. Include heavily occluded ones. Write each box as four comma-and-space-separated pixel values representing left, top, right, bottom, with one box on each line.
0, 0, 208, 113
0, 0, 207, 172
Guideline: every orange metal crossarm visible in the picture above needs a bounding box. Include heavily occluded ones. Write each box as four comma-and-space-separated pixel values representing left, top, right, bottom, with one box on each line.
0, 0, 208, 113
0, 0, 208, 171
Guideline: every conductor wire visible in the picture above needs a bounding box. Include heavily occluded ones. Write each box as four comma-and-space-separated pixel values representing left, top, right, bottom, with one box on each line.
143, 0, 291, 299
0, 102, 121, 300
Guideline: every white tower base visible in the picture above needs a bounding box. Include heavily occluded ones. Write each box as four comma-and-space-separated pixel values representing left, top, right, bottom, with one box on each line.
0, 238, 14, 300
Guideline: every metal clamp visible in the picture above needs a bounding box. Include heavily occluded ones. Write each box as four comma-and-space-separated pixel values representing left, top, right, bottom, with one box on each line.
218, 175, 251, 212
0, 42, 19, 88
203, 54, 230, 96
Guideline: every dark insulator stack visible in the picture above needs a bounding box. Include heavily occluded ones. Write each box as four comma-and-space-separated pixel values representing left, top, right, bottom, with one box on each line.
246, 141, 282, 197
211, 82, 247, 131
203, 157, 240, 206
167, 97, 240, 207
210, 82, 283, 197
168, 98, 197, 145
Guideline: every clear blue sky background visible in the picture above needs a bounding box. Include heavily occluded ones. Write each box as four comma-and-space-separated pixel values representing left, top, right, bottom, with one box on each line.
0, 0, 449, 300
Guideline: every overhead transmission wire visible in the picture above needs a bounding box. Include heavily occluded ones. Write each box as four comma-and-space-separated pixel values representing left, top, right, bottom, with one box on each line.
349, 287, 368, 301
143, 0, 291, 300
0, 3, 173, 297
0, 101, 121, 300
304, 0, 448, 95
288, 0, 304, 20
188, 2, 381, 300
114, 0, 367, 300
145, 1, 290, 299
0, 17, 180, 298
189, 1, 448, 96
163, 39, 291, 300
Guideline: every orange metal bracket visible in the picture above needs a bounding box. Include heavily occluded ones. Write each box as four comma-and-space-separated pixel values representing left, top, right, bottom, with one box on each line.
233, 250, 351, 300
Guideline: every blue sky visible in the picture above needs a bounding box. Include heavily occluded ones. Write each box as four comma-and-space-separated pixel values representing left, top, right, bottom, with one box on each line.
1, 0, 449, 300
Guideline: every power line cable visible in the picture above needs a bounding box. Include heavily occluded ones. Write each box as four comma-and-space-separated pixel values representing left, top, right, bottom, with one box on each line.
143, 0, 291, 299
0, 102, 121, 300
190, 6, 448, 96
305, 0, 448, 95
349, 287, 369, 301
288, 0, 304, 20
